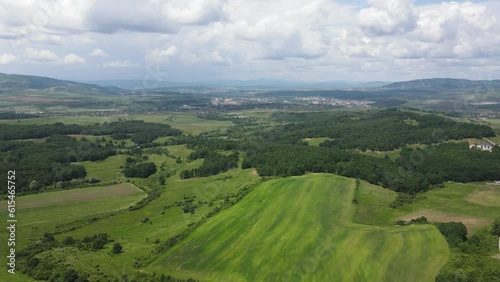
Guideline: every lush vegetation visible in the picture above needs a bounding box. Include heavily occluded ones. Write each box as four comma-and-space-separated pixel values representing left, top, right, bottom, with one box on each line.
436, 222, 468, 247
0, 123, 82, 140
239, 110, 499, 194
0, 120, 181, 195
398, 143, 500, 183
1, 108, 499, 281
268, 109, 494, 150
82, 120, 182, 144
436, 219, 500, 281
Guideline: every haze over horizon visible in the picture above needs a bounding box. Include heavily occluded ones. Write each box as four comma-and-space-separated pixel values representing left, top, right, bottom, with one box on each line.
0, 0, 499, 83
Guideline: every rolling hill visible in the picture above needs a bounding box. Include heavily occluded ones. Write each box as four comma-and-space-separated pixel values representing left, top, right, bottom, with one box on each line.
149, 174, 449, 282
382, 78, 500, 92
0, 72, 121, 95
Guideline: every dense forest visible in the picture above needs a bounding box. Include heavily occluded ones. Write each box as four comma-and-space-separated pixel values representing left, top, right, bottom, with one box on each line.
266, 109, 494, 150
233, 109, 498, 193
0, 120, 181, 144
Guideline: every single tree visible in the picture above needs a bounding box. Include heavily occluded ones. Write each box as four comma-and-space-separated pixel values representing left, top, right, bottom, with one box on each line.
112, 242, 123, 254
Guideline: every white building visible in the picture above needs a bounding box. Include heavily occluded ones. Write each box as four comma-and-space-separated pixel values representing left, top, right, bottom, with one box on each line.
469, 143, 493, 152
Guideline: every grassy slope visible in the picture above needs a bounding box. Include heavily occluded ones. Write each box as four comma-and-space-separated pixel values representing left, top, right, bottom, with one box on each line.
0, 184, 146, 249
149, 174, 448, 282
0, 184, 147, 282
39, 167, 261, 280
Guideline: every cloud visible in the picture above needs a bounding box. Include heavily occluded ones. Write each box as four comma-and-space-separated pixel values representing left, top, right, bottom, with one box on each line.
343, 0, 500, 62
175, 0, 352, 63
86, 0, 225, 34
145, 46, 178, 64
103, 60, 140, 68
63, 54, 86, 65
161, 0, 225, 25
0, 0, 499, 81
24, 48, 58, 62
358, 0, 418, 36
90, 48, 108, 57
0, 53, 17, 64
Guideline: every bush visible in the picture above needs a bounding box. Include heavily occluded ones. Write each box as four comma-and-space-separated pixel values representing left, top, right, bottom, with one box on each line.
63, 236, 76, 246
396, 220, 407, 226
112, 243, 123, 254
409, 216, 428, 224
491, 217, 500, 236
123, 162, 157, 178
436, 222, 467, 247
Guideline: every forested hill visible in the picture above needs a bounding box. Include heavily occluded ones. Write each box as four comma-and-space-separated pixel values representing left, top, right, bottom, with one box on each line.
0, 73, 121, 94
382, 78, 500, 91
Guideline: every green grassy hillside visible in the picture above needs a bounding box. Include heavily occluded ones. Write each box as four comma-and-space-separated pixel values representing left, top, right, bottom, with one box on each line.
149, 174, 449, 281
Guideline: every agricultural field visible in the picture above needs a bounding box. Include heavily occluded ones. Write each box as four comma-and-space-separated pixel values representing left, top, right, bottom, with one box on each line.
149, 174, 449, 282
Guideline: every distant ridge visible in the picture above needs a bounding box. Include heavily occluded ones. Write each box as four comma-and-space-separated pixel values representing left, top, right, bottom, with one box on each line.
0, 73, 121, 94
84, 78, 390, 89
382, 78, 500, 91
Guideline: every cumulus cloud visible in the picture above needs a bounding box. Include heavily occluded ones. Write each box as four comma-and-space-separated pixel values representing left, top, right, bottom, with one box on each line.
0, 53, 17, 64
345, 0, 500, 62
145, 46, 178, 64
90, 48, 108, 57
103, 60, 140, 68
63, 54, 86, 65
0, 0, 499, 81
0, 0, 224, 38
175, 0, 351, 63
86, 0, 225, 33
358, 0, 419, 36
24, 48, 58, 62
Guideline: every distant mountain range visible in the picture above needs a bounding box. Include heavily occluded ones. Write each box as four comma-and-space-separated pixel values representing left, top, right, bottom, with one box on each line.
1, 73, 500, 94
83, 78, 390, 89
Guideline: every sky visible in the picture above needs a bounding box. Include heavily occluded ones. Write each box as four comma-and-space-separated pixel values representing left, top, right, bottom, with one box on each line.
0, 0, 499, 83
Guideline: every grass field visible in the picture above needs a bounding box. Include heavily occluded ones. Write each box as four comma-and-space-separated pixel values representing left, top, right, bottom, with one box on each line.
0, 184, 146, 249
149, 174, 449, 282
0, 183, 147, 282
17, 184, 142, 209
354, 181, 500, 234
464, 183, 500, 207
303, 137, 331, 146
398, 182, 500, 234
74, 155, 129, 183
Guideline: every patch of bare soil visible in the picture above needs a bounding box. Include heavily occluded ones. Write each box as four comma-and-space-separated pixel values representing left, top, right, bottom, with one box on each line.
397, 209, 491, 234
464, 185, 500, 207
